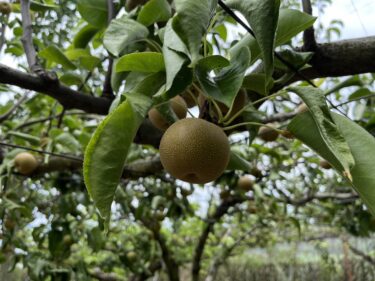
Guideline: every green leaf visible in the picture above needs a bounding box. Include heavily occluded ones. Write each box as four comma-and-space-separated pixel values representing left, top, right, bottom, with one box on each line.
103, 16, 149, 57
288, 112, 375, 216
39, 45, 77, 70
242, 73, 270, 96
83, 73, 165, 229
230, 9, 316, 64
276, 9, 316, 46
137, 0, 172, 27
163, 19, 189, 90
226, 0, 280, 87
274, 49, 313, 71
8, 131, 40, 145
73, 24, 100, 48
116, 52, 165, 73
172, 0, 218, 64
287, 86, 354, 178
77, 0, 108, 28
324, 76, 363, 96
349, 88, 373, 101
30, 1, 58, 12
226, 150, 251, 171
196, 47, 250, 108
60, 72, 83, 86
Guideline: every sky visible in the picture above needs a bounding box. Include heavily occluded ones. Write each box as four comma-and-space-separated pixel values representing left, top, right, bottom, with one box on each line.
318, 0, 375, 39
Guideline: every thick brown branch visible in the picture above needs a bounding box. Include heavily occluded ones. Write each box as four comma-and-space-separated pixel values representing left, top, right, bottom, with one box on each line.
283, 36, 375, 87
0, 63, 112, 114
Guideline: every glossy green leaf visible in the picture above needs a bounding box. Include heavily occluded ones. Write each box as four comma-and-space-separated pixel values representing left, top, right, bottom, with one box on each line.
137, 0, 172, 27
274, 49, 313, 71
227, 0, 280, 87
116, 52, 165, 73
230, 9, 316, 64
30, 1, 58, 11
77, 0, 108, 28
226, 150, 251, 171
172, 0, 218, 64
324, 76, 363, 95
73, 24, 100, 48
196, 47, 250, 108
288, 111, 375, 215
83, 73, 165, 228
103, 16, 149, 57
59, 73, 83, 86
349, 88, 373, 101
288, 86, 354, 178
163, 20, 189, 90
39, 46, 77, 70
242, 74, 270, 96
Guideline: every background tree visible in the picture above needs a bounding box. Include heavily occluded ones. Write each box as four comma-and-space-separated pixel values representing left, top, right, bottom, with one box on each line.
0, 0, 375, 280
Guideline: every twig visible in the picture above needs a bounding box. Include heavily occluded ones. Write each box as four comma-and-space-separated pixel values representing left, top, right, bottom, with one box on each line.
0, 92, 30, 123
0, 141, 82, 161
0, 22, 6, 53
301, 0, 317, 51
192, 195, 247, 281
348, 243, 375, 266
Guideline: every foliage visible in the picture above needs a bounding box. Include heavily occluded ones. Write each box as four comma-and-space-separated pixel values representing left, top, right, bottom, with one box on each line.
0, 0, 374, 280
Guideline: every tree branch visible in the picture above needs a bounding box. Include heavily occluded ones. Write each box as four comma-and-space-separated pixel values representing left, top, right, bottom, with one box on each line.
102, 0, 116, 98
20, 0, 38, 72
301, 0, 317, 51
278, 36, 375, 89
0, 22, 6, 53
348, 244, 375, 266
0, 92, 29, 123
0, 63, 112, 114
192, 195, 247, 281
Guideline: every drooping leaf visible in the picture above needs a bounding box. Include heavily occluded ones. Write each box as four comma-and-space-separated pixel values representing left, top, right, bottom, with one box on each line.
137, 0, 172, 27
77, 0, 108, 28
172, 0, 218, 64
73, 24, 100, 48
39, 45, 77, 70
288, 86, 354, 178
103, 16, 149, 57
274, 49, 313, 71
288, 111, 375, 216
226, 0, 280, 87
116, 52, 165, 73
196, 47, 250, 108
83, 73, 165, 229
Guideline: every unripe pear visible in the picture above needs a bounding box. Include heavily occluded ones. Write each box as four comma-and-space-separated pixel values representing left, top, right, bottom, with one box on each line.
237, 176, 253, 191
258, 125, 279, 142
148, 96, 187, 131
159, 118, 230, 184
14, 152, 39, 175
319, 159, 332, 170
0, 2, 11, 15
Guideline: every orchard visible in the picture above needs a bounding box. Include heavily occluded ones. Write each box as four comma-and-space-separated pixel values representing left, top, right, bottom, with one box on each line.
0, 0, 375, 280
